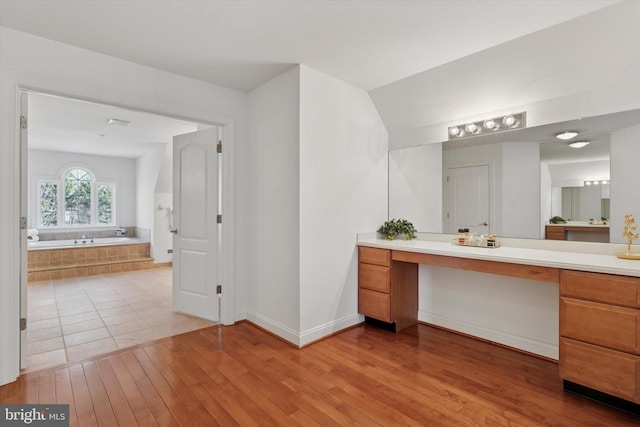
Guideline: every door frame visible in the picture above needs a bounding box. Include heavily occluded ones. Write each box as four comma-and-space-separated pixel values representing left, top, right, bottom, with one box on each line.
443, 160, 497, 235
5, 83, 236, 379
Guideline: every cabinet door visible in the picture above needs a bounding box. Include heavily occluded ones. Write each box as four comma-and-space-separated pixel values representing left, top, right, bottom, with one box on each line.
358, 289, 391, 322
560, 338, 640, 403
359, 247, 391, 266
560, 270, 639, 307
561, 297, 640, 353
359, 263, 390, 293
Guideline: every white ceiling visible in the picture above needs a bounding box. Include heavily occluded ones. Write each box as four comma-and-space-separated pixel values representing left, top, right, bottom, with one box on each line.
28, 92, 199, 158
0, 0, 618, 92
3, 0, 623, 158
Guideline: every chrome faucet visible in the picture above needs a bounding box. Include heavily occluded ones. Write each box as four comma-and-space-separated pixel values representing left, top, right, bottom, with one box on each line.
116, 227, 127, 237
81, 235, 87, 243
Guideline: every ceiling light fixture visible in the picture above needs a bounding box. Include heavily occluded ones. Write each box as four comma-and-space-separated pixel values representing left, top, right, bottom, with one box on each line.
556, 131, 578, 140
568, 141, 590, 148
584, 180, 609, 186
107, 118, 131, 126
447, 112, 526, 141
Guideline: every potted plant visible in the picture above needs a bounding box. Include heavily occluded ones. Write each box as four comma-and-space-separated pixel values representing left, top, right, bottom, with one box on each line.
549, 216, 567, 224
377, 218, 417, 240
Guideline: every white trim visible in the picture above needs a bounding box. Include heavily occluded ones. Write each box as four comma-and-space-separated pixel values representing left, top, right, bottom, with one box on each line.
419, 310, 559, 360
245, 311, 363, 347
0, 82, 238, 385
0, 72, 20, 385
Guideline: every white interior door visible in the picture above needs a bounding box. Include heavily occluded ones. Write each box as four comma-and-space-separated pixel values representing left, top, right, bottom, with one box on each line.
172, 128, 220, 321
447, 165, 490, 235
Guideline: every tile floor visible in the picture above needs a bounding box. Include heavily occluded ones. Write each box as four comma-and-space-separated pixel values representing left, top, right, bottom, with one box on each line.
25, 266, 215, 372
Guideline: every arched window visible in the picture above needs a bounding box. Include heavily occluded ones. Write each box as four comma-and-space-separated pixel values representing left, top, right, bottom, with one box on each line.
38, 167, 116, 228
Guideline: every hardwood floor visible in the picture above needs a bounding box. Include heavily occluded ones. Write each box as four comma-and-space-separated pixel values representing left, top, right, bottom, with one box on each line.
1, 322, 637, 426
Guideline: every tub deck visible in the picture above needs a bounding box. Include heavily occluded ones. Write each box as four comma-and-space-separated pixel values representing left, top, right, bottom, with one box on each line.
27, 241, 156, 281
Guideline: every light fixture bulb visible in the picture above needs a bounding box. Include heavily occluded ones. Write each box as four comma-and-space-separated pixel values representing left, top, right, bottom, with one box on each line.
483, 119, 496, 130
585, 181, 592, 186
601, 180, 608, 185
568, 141, 589, 148
449, 126, 460, 136
465, 123, 477, 133
556, 131, 578, 140
502, 115, 516, 127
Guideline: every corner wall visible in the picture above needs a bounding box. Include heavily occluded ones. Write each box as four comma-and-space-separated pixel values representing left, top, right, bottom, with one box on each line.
247, 67, 302, 341
298, 66, 388, 342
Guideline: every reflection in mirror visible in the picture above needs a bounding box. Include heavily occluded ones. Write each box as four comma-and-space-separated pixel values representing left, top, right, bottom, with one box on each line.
388, 109, 640, 242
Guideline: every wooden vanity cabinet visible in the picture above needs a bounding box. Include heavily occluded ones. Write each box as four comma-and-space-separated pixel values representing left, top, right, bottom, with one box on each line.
559, 270, 640, 404
358, 247, 418, 332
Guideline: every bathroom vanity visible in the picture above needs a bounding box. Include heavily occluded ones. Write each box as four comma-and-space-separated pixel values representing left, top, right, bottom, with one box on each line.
357, 235, 640, 414
545, 223, 610, 242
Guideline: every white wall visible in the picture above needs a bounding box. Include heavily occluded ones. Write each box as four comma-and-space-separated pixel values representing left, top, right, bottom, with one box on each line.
27, 149, 136, 229
419, 266, 559, 359
540, 162, 553, 233
389, 144, 442, 232
502, 142, 540, 238
152, 144, 175, 263
371, 1, 640, 150
246, 65, 388, 346
610, 124, 640, 244
0, 26, 248, 386
136, 145, 166, 231
153, 192, 173, 263
298, 65, 388, 341
247, 67, 301, 340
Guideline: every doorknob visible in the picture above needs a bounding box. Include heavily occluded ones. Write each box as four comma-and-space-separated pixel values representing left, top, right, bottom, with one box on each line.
480, 222, 488, 226
170, 228, 178, 234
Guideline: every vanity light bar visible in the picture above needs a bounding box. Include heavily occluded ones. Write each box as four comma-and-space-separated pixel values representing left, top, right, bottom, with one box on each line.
584, 180, 609, 186
448, 112, 526, 140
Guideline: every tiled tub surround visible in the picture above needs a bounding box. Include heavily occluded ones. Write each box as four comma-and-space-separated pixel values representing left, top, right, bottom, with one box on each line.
36, 226, 141, 242
28, 238, 154, 281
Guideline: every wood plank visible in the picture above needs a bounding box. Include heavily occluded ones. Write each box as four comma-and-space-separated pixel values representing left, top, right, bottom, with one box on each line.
94, 359, 138, 427
53, 368, 78, 427
106, 353, 159, 426
392, 250, 560, 283
68, 364, 99, 427
2, 323, 639, 426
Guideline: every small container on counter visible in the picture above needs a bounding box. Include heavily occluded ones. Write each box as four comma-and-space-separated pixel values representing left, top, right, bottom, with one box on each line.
457, 228, 469, 244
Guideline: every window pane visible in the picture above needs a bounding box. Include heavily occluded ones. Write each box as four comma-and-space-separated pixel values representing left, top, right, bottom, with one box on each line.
64, 169, 92, 225
97, 184, 113, 224
39, 182, 58, 227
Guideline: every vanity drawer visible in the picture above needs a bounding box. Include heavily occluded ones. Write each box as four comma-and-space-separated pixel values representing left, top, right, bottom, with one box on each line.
358, 247, 391, 267
560, 270, 639, 307
560, 338, 640, 403
358, 263, 390, 293
560, 297, 640, 353
358, 289, 391, 322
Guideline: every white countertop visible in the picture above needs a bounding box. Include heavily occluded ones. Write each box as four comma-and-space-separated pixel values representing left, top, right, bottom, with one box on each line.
357, 235, 640, 278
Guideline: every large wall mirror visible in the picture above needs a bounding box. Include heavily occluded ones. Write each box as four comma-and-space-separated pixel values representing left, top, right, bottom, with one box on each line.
389, 108, 640, 243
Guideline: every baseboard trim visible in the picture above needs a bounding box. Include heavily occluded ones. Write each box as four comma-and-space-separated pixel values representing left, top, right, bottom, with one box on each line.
419, 310, 558, 360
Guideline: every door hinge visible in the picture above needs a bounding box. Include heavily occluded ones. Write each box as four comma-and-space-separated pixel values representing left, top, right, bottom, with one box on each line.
217, 214, 222, 224
20, 318, 27, 331
217, 141, 222, 154
446, 176, 450, 183
216, 285, 222, 295
20, 217, 27, 230
20, 116, 27, 129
